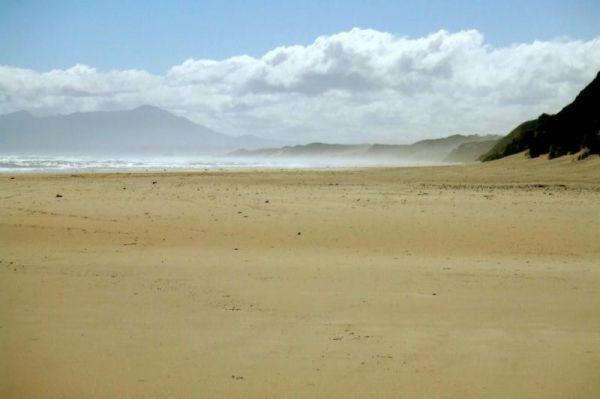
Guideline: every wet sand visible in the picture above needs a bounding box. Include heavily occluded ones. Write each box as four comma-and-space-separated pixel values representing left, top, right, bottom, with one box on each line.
1, 153, 600, 398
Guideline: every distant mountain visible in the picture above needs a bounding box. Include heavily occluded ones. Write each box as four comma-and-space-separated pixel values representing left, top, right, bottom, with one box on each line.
0, 105, 280, 155
229, 134, 501, 163
444, 139, 499, 163
480, 71, 600, 161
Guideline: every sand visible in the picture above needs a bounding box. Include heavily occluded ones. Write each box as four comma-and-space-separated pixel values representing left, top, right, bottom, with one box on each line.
1, 153, 600, 398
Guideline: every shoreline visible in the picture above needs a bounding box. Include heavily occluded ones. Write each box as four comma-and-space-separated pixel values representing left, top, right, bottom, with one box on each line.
1, 151, 598, 177
3, 152, 599, 186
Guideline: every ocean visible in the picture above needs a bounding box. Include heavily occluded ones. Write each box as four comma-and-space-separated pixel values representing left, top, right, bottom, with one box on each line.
0, 154, 442, 173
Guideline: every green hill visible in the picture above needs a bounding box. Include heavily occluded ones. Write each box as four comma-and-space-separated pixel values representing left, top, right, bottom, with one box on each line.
480, 71, 600, 161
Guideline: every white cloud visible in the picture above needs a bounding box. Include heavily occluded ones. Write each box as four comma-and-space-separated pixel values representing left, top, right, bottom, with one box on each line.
1, 28, 599, 143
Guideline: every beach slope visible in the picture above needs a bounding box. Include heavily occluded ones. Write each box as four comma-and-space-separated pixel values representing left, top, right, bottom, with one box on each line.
1, 154, 600, 398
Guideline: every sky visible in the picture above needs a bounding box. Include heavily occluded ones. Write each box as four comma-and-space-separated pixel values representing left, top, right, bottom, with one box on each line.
1, 0, 600, 143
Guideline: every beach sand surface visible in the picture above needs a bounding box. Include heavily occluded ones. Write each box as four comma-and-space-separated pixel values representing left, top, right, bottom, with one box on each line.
1, 153, 600, 398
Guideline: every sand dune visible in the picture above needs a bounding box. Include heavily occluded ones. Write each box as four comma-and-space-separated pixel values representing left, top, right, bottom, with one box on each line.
1, 153, 599, 398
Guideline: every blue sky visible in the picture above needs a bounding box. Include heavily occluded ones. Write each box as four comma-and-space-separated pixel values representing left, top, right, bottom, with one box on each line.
1, 0, 599, 142
1, 0, 599, 73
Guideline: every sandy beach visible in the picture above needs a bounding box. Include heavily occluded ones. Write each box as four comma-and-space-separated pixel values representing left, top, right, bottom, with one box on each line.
1, 153, 600, 398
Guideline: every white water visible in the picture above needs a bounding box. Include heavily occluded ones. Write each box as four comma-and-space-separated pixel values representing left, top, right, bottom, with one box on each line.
0, 154, 445, 173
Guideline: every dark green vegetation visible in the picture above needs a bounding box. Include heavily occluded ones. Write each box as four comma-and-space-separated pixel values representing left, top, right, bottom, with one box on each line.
481, 72, 600, 161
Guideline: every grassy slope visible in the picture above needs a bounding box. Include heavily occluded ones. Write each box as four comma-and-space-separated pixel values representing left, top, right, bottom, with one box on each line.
480, 71, 600, 161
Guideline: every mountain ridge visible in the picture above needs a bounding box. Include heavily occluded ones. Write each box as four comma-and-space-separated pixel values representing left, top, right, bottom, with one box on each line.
229, 134, 501, 163
0, 105, 281, 155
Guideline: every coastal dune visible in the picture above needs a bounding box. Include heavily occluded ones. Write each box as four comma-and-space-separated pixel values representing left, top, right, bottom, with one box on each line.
1, 153, 600, 398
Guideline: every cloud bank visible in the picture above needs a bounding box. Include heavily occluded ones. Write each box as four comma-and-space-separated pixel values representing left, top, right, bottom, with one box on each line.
1, 28, 599, 143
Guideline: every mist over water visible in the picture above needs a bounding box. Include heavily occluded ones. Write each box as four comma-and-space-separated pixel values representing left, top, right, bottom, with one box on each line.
0, 106, 499, 171
0, 154, 445, 173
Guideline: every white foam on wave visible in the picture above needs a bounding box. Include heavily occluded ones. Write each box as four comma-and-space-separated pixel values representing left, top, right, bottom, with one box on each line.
0, 154, 443, 173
